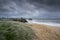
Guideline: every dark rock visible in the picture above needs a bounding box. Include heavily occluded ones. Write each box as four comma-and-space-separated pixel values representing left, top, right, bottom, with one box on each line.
13, 18, 27, 23
20, 18, 27, 23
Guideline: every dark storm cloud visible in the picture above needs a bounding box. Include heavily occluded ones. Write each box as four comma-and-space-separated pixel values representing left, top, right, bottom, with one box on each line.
0, 0, 60, 18
27, 0, 60, 18
27, 0, 60, 11
27, 0, 60, 5
0, 0, 40, 18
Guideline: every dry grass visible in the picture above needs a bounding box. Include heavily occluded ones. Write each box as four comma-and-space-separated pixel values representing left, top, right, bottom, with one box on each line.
0, 21, 36, 40
30, 24, 60, 40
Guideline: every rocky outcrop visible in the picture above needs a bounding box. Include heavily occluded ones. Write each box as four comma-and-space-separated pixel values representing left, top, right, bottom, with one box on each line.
19, 18, 27, 23
13, 18, 27, 23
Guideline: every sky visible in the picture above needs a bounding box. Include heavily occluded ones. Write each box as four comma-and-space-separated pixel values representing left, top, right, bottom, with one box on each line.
0, 0, 60, 18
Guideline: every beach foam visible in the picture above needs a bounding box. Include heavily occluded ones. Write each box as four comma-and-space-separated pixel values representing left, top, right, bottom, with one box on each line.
27, 20, 60, 27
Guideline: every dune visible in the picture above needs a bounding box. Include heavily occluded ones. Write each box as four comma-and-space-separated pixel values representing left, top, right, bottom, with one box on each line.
0, 21, 60, 40
29, 24, 60, 40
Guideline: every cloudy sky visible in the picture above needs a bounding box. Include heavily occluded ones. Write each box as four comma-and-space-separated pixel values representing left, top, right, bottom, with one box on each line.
0, 0, 60, 18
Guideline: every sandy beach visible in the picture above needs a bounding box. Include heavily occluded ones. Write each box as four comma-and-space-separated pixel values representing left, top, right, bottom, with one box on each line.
29, 24, 60, 40
26, 20, 60, 40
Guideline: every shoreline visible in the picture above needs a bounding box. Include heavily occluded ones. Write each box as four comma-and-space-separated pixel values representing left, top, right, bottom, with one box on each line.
27, 20, 60, 27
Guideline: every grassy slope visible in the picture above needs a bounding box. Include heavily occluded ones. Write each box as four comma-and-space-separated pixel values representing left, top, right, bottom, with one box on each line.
0, 21, 36, 40
0, 21, 60, 40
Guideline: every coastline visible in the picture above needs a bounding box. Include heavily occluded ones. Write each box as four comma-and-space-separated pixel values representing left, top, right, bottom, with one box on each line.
27, 20, 60, 27
0, 21, 60, 40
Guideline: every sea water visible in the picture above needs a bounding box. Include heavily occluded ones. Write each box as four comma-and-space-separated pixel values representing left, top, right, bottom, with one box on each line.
27, 19, 60, 27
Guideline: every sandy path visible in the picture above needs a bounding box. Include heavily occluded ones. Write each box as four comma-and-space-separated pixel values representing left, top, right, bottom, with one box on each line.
30, 24, 60, 40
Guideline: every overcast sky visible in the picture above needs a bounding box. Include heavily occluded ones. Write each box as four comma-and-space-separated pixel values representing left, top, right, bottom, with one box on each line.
0, 0, 60, 18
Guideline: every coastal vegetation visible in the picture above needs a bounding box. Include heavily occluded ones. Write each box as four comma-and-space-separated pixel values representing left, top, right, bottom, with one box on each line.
0, 21, 36, 40
0, 21, 60, 40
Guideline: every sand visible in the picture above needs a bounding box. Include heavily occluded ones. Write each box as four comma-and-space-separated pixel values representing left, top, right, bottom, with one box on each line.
29, 24, 60, 40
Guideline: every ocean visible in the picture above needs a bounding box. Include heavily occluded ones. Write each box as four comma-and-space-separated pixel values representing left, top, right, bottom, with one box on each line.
27, 19, 60, 27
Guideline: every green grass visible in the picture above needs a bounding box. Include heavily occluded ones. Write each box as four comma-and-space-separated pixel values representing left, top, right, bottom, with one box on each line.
0, 21, 36, 40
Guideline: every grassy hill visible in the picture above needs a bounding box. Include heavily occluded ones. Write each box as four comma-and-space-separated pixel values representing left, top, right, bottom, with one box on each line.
0, 21, 36, 40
